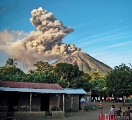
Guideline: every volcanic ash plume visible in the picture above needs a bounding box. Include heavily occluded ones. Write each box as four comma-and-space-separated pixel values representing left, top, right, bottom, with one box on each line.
26, 7, 80, 57
0, 7, 81, 69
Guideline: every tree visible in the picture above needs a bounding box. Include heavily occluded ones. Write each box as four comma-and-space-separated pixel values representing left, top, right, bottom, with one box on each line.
89, 70, 106, 100
90, 70, 104, 81
0, 64, 25, 81
72, 77, 94, 90
33, 61, 53, 73
105, 63, 132, 98
53, 63, 83, 87
57, 79, 68, 88
82, 73, 91, 81
91, 78, 106, 98
5, 58, 17, 68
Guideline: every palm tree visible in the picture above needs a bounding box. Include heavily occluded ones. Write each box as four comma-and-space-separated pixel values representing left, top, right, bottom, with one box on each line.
5, 58, 17, 68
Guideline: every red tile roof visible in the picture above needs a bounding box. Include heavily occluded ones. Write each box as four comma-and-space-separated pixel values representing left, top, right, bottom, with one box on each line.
0, 80, 63, 90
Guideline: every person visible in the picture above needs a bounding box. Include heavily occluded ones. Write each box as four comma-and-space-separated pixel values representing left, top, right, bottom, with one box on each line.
99, 101, 103, 114
106, 97, 109, 101
114, 107, 122, 114
114, 107, 122, 118
109, 97, 111, 103
111, 97, 114, 103
118, 97, 122, 103
114, 97, 117, 103
123, 107, 131, 119
109, 105, 115, 114
102, 97, 104, 102
99, 101, 103, 109
80, 97, 86, 106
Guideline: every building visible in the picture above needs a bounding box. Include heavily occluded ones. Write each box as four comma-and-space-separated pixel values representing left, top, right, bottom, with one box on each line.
0, 80, 90, 119
0, 80, 65, 119
63, 88, 91, 111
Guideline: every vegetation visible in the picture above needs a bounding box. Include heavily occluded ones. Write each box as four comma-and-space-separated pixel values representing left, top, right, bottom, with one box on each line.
0, 58, 132, 98
105, 63, 132, 97
53, 63, 84, 87
91, 78, 106, 97
0, 58, 25, 81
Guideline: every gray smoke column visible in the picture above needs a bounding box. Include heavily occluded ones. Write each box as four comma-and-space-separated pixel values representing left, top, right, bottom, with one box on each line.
0, 7, 81, 70
25, 7, 80, 56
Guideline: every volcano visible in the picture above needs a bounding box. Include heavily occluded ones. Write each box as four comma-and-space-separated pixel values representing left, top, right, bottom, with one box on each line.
51, 51, 112, 73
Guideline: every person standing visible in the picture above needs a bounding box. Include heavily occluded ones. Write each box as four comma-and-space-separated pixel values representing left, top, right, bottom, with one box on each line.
99, 101, 103, 114
109, 105, 115, 114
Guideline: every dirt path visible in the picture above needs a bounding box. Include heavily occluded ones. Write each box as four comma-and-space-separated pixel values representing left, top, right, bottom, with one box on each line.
1, 102, 131, 120
51, 102, 132, 120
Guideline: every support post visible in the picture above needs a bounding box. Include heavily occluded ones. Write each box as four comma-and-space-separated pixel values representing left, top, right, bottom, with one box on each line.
58, 94, 60, 107
123, 96, 125, 106
71, 96, 73, 109
30, 93, 32, 111
63, 94, 65, 112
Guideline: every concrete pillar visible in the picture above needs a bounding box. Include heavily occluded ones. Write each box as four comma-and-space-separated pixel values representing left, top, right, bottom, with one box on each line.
30, 93, 32, 111
63, 94, 65, 111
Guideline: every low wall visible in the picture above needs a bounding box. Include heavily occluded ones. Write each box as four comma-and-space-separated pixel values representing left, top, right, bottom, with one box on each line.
52, 111, 64, 118
14, 111, 45, 120
0, 111, 64, 120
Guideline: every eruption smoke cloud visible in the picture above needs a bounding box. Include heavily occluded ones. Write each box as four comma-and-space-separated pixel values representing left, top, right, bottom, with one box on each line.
0, 7, 81, 70
28, 7, 80, 55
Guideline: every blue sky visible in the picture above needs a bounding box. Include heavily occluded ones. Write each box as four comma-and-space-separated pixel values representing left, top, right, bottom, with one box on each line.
0, 0, 132, 70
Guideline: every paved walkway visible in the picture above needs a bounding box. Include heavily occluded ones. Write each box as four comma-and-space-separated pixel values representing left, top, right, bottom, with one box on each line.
50, 102, 132, 120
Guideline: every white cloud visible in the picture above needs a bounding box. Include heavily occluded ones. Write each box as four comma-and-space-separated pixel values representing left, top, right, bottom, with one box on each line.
106, 41, 132, 48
